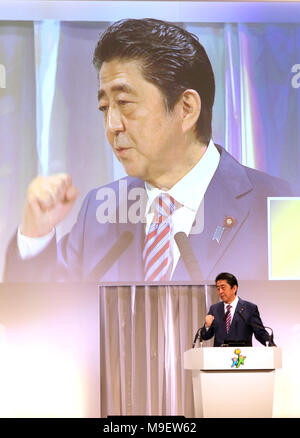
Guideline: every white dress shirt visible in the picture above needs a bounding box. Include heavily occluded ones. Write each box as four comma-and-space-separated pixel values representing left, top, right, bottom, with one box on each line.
224, 295, 239, 323
18, 139, 220, 265
205, 295, 239, 330
17, 227, 55, 259
144, 139, 220, 275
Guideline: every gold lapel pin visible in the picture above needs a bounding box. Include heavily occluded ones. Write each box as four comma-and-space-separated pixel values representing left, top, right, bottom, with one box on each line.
212, 216, 237, 243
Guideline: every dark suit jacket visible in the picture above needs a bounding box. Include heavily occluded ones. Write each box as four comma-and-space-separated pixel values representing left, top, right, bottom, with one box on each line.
200, 297, 274, 347
3, 145, 293, 282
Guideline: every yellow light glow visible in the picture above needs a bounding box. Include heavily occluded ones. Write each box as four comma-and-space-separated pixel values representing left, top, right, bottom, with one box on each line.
270, 199, 300, 279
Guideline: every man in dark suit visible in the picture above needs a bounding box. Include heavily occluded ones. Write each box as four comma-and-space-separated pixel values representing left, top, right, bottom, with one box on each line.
3, 18, 293, 282
4, 144, 291, 282
200, 272, 274, 346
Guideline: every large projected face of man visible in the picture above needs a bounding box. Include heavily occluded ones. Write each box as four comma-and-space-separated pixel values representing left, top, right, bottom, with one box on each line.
94, 18, 215, 190
98, 58, 199, 189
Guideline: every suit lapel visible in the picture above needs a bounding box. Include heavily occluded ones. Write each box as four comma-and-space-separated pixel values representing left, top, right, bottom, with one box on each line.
117, 219, 144, 281
228, 298, 242, 336
216, 301, 227, 341
118, 178, 146, 281
173, 146, 253, 281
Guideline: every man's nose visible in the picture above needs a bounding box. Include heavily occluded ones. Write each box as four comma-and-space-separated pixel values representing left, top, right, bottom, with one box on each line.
106, 106, 124, 133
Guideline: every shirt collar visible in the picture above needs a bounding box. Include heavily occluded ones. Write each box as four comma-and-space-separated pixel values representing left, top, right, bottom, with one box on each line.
224, 295, 239, 311
145, 139, 220, 215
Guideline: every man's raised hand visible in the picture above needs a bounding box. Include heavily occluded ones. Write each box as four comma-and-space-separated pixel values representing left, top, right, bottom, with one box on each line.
205, 315, 215, 328
21, 173, 79, 237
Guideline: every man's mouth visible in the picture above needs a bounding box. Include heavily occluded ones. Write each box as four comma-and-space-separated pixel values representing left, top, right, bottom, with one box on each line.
115, 146, 131, 156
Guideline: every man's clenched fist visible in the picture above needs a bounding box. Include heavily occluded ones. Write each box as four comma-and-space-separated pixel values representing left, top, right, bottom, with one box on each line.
21, 173, 79, 238
205, 314, 214, 328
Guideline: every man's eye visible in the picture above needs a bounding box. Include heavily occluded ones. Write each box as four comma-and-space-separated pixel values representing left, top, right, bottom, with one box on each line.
99, 105, 108, 112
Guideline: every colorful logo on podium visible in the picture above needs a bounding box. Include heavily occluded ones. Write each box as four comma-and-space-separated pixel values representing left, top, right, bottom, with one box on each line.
231, 348, 246, 368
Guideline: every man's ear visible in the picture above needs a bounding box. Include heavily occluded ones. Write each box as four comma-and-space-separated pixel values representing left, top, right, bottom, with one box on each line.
180, 89, 201, 134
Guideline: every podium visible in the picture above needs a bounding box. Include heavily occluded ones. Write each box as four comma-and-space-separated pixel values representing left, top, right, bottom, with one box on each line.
184, 346, 282, 418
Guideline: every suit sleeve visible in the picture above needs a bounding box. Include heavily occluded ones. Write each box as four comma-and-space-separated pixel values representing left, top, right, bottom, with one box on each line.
3, 230, 58, 281
200, 306, 215, 341
251, 305, 274, 346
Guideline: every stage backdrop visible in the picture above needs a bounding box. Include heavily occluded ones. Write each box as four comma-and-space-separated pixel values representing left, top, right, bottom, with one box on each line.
0, 281, 299, 418
0, 1, 300, 419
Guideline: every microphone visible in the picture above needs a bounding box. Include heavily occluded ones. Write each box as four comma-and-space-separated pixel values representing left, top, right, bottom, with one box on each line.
193, 314, 214, 348
192, 328, 201, 348
86, 231, 134, 280
237, 307, 275, 347
174, 232, 203, 281
192, 327, 204, 348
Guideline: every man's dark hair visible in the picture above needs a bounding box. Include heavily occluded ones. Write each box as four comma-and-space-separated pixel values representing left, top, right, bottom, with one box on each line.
215, 272, 238, 290
93, 18, 215, 143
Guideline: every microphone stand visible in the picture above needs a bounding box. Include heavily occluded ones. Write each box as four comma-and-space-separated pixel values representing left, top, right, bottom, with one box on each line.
192, 328, 203, 348
264, 327, 274, 347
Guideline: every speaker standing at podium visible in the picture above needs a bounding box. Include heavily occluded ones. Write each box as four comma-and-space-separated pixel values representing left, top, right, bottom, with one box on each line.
200, 272, 275, 347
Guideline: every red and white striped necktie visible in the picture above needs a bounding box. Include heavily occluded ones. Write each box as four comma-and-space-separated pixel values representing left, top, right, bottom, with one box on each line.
143, 193, 176, 281
225, 304, 232, 333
